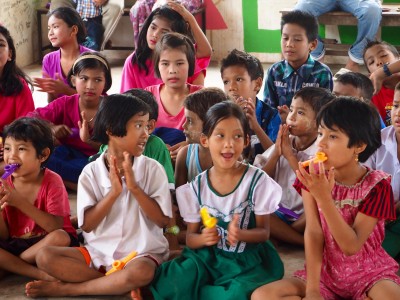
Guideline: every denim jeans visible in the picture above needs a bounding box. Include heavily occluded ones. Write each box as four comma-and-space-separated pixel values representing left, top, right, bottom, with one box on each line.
294, 0, 382, 64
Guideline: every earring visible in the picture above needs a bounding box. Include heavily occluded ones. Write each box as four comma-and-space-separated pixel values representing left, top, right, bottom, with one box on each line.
354, 153, 359, 162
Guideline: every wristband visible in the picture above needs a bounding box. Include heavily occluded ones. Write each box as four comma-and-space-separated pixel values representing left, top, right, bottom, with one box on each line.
383, 63, 392, 77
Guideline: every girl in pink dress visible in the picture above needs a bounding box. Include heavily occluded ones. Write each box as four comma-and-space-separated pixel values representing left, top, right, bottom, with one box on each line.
121, 2, 211, 92
252, 97, 400, 300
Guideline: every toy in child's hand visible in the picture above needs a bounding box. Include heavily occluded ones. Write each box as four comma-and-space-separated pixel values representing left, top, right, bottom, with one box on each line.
164, 225, 180, 235
277, 205, 300, 220
200, 207, 217, 228
70, 128, 79, 138
1, 163, 20, 180
105, 251, 138, 275
301, 152, 328, 168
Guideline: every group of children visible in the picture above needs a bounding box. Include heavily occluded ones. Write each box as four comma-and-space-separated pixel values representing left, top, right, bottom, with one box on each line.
0, 2, 400, 299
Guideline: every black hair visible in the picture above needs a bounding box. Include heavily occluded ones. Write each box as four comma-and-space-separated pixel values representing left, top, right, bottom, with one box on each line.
202, 101, 250, 139
281, 10, 318, 42
132, 5, 190, 75
220, 49, 264, 81
395, 81, 400, 93
92, 94, 150, 144
153, 32, 195, 78
363, 40, 400, 72
184, 87, 229, 123
316, 97, 381, 162
335, 72, 374, 103
48, 7, 87, 44
124, 88, 158, 120
3, 117, 54, 167
67, 52, 112, 93
293, 87, 335, 115
0, 26, 33, 96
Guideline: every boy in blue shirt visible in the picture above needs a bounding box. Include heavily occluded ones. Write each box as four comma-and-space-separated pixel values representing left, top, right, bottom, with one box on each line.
263, 10, 333, 123
221, 49, 281, 162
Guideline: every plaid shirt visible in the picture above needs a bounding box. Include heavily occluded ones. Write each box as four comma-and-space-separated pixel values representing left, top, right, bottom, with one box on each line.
263, 55, 333, 108
74, 0, 102, 20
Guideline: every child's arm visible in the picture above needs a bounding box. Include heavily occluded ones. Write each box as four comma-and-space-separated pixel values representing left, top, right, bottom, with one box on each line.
33, 73, 76, 102
78, 112, 101, 150
174, 145, 189, 188
167, 1, 212, 59
122, 152, 170, 228
280, 125, 300, 172
0, 193, 9, 239
296, 162, 378, 256
262, 126, 283, 177
186, 221, 220, 249
227, 214, 269, 245
0, 180, 63, 233
370, 59, 400, 94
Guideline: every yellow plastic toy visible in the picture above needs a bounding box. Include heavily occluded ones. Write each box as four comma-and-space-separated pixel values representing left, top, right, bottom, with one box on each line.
301, 152, 328, 167
106, 251, 138, 275
200, 207, 217, 228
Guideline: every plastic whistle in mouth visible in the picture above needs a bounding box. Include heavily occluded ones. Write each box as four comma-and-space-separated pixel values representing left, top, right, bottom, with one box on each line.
1, 163, 20, 180
301, 152, 328, 168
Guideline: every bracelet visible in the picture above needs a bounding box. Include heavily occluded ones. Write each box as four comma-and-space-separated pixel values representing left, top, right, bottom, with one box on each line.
383, 63, 392, 77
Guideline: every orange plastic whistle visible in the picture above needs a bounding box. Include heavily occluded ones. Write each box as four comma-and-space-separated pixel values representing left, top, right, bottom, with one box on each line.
301, 152, 328, 167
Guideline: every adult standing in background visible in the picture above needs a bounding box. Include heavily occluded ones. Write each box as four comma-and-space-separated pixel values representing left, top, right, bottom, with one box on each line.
50, 0, 124, 51
294, 0, 382, 72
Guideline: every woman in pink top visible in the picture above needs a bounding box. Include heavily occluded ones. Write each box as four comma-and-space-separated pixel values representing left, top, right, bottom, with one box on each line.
120, 2, 211, 92
146, 32, 202, 161
34, 7, 90, 103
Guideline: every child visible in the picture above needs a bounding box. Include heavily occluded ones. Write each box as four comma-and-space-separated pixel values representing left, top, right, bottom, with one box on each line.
263, 10, 333, 123
364, 82, 400, 259
28, 52, 112, 188
150, 101, 284, 300
221, 49, 281, 161
0, 117, 78, 280
146, 32, 203, 150
252, 97, 400, 300
175, 87, 228, 188
34, 7, 90, 103
120, 3, 212, 91
254, 87, 335, 246
25, 94, 172, 298
364, 40, 400, 125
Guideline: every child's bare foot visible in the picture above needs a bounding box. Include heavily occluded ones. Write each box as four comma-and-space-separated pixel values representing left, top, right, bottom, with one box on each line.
25, 280, 67, 298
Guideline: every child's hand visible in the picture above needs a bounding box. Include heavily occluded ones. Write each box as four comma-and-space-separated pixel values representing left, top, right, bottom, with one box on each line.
122, 151, 138, 193
108, 154, 122, 197
0, 144, 3, 162
302, 291, 324, 300
33, 72, 68, 95
168, 141, 188, 163
227, 214, 241, 246
280, 124, 293, 159
237, 97, 258, 129
201, 226, 220, 246
167, 1, 193, 22
52, 125, 72, 140
277, 105, 289, 124
296, 160, 335, 203
0, 179, 20, 210
78, 111, 90, 143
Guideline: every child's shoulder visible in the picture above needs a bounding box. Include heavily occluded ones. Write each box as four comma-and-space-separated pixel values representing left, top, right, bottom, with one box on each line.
311, 59, 332, 74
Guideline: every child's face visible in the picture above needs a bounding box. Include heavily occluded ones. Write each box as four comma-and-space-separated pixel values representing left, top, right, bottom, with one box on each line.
333, 82, 363, 100
0, 33, 11, 74
221, 65, 261, 102
3, 137, 48, 178
286, 97, 317, 137
200, 117, 248, 170
182, 109, 203, 144
281, 23, 316, 69
108, 113, 150, 156
71, 68, 106, 104
391, 92, 400, 134
146, 17, 172, 50
364, 44, 398, 73
158, 48, 189, 88
47, 16, 76, 48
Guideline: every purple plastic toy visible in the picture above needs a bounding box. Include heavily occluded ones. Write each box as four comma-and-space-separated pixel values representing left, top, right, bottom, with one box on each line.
70, 128, 79, 138
278, 205, 300, 220
1, 163, 20, 180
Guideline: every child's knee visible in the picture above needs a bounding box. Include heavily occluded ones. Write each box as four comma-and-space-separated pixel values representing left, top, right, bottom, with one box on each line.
125, 260, 156, 287
36, 246, 56, 269
47, 229, 71, 246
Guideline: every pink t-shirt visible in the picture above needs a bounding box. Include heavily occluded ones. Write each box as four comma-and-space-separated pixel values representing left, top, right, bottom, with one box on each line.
145, 83, 202, 130
0, 79, 34, 133
2, 169, 76, 238
26, 94, 96, 156
120, 51, 211, 92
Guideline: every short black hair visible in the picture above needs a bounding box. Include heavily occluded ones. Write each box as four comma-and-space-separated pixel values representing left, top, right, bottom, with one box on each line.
153, 32, 196, 78
3, 117, 54, 167
281, 10, 318, 42
293, 87, 335, 115
48, 7, 87, 44
363, 40, 400, 72
220, 49, 264, 80
67, 52, 112, 93
124, 88, 158, 121
203, 101, 250, 139
316, 97, 381, 162
335, 72, 374, 103
184, 87, 229, 123
92, 94, 150, 144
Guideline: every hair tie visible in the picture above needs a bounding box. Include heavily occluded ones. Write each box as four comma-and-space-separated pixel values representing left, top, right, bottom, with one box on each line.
72, 54, 109, 72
